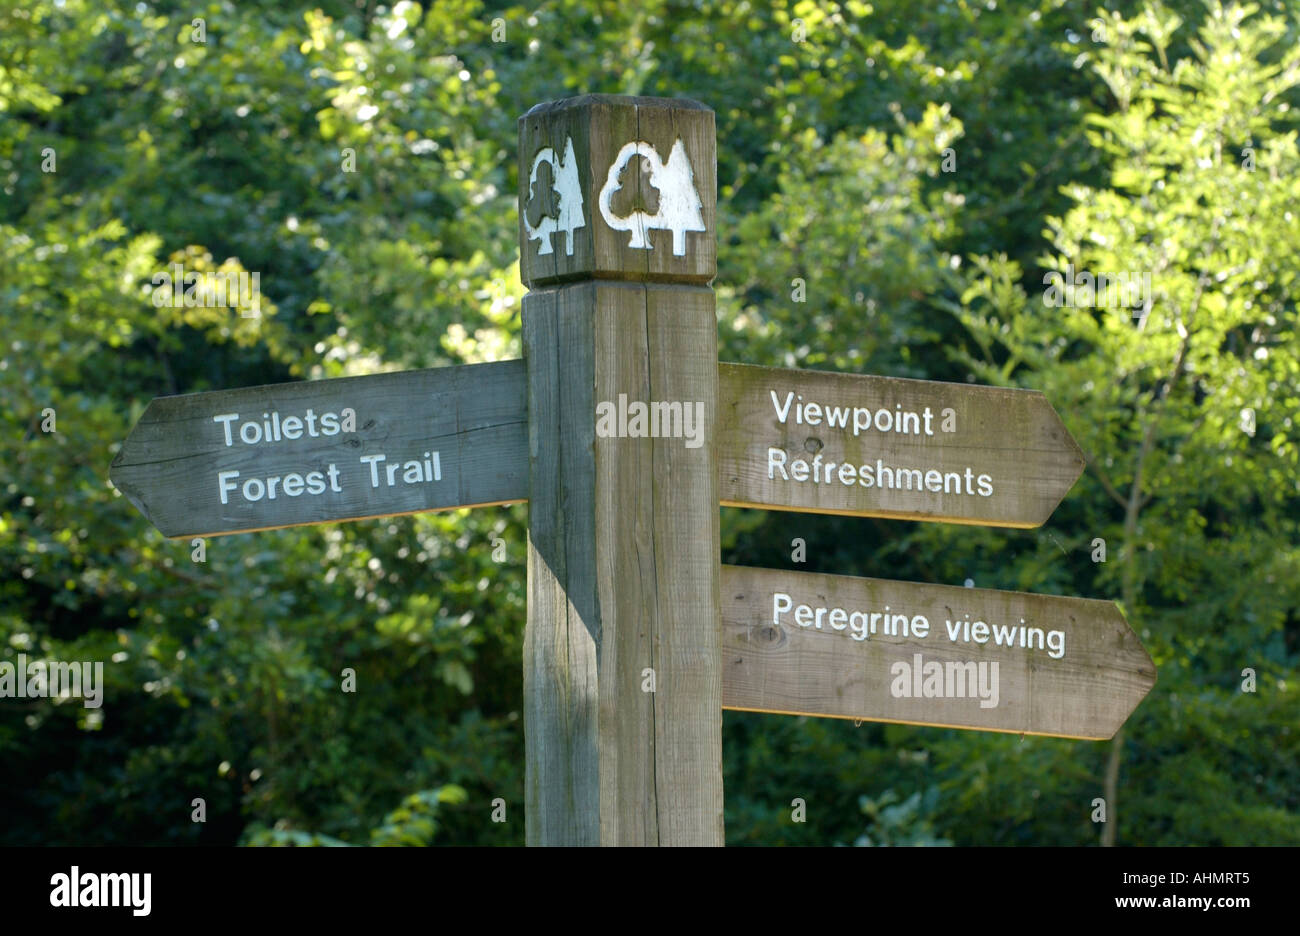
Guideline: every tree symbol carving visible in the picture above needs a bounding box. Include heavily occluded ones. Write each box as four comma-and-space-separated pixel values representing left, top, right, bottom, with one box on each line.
598, 139, 705, 257
525, 137, 585, 256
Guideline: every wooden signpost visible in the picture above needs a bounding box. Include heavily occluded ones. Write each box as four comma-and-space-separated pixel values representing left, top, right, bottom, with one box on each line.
110, 93, 1156, 846
519, 96, 723, 846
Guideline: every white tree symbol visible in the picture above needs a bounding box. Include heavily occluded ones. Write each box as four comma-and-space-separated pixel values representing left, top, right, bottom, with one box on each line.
598, 142, 654, 249
525, 136, 585, 256
598, 138, 705, 257
653, 140, 705, 256
552, 138, 583, 254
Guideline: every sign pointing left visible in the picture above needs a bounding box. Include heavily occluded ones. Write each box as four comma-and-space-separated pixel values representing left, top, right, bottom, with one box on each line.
109, 361, 529, 538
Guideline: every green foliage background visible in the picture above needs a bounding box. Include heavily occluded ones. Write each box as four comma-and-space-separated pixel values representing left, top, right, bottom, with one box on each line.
1, 0, 1296, 845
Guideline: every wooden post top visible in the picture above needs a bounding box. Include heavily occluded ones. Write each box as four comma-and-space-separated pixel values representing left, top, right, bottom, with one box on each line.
518, 95, 717, 288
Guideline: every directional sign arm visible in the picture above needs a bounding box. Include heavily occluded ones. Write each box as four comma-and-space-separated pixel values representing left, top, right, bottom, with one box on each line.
109, 360, 529, 539
719, 565, 1156, 740
717, 362, 1086, 528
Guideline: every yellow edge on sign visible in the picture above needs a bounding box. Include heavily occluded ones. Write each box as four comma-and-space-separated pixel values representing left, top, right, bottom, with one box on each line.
720, 704, 1113, 742
719, 499, 1043, 530
163, 497, 527, 540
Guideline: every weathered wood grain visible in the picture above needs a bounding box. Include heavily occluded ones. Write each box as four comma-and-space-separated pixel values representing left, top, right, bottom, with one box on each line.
523, 284, 601, 845
519, 95, 716, 288
641, 283, 723, 844
719, 565, 1156, 740
524, 280, 724, 845
109, 361, 528, 538
717, 362, 1086, 528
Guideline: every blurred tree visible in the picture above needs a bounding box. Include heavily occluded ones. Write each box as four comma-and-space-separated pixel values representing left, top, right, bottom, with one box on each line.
946, 0, 1300, 844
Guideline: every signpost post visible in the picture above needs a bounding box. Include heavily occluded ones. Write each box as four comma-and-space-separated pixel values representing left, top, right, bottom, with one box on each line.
109, 93, 1156, 847
518, 96, 723, 846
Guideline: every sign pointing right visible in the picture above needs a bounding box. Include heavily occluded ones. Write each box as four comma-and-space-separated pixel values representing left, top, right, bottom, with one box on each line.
717, 362, 1086, 528
720, 565, 1157, 740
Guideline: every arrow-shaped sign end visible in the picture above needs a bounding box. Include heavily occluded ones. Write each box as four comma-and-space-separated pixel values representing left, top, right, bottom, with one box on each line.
1094, 600, 1158, 739
108, 453, 165, 537
1020, 391, 1089, 528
